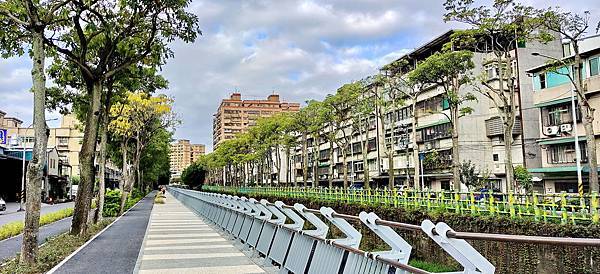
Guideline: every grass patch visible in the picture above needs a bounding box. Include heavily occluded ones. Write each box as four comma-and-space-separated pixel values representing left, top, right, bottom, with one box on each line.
0, 207, 74, 241
409, 259, 459, 273
0, 219, 113, 273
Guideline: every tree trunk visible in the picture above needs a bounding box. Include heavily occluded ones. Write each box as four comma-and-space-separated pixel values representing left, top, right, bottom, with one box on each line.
119, 164, 133, 215
135, 138, 141, 190
362, 127, 370, 189
451, 107, 461, 191
20, 31, 48, 265
342, 149, 349, 188
583, 111, 598, 192
285, 147, 290, 185
71, 80, 102, 235
94, 87, 112, 224
119, 140, 129, 215
275, 146, 281, 185
94, 113, 108, 223
503, 124, 514, 192
498, 54, 515, 192
387, 151, 394, 189
328, 140, 334, 188
573, 45, 599, 192
302, 133, 308, 186
313, 136, 319, 187
412, 102, 420, 190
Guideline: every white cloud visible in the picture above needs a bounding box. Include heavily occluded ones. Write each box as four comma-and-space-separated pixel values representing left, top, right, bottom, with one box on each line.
1, 0, 599, 151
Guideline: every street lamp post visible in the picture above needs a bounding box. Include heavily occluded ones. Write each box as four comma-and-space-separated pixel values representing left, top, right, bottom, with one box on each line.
532, 52, 583, 195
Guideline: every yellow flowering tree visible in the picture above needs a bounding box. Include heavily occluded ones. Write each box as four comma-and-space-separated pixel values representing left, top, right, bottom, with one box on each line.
110, 91, 177, 214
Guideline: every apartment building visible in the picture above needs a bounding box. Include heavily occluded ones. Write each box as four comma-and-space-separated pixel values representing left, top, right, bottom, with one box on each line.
1, 113, 121, 185
212, 93, 300, 148
280, 30, 562, 191
527, 34, 600, 194
170, 139, 206, 179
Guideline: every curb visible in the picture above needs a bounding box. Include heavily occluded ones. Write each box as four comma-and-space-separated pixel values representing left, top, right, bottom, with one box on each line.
132, 193, 158, 273
47, 193, 152, 274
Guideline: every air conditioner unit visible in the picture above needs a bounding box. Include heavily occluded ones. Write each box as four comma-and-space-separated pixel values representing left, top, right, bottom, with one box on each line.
560, 124, 572, 132
543, 126, 560, 136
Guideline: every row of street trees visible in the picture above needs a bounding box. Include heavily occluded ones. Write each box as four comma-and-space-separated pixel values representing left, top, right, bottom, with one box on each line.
194, 0, 599, 195
0, 0, 198, 265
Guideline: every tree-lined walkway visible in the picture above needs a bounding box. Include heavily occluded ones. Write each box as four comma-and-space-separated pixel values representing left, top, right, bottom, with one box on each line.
49, 192, 155, 274
136, 192, 266, 274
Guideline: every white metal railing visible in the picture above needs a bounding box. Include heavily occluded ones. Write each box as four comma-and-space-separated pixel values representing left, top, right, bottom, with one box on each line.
168, 187, 495, 274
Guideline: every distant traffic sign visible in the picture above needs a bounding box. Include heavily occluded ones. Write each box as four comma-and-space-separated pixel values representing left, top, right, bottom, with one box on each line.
0, 129, 7, 144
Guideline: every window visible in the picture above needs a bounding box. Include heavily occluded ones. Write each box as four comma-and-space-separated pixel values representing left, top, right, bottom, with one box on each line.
354, 162, 364, 172
543, 103, 581, 126
562, 43, 571, 57
319, 149, 330, 160
57, 137, 69, 146
421, 123, 452, 142
590, 57, 599, 76
351, 142, 362, 154
539, 73, 546, 89
398, 107, 411, 120
484, 63, 499, 79
493, 154, 499, 161
442, 98, 450, 110
367, 138, 377, 152
547, 142, 588, 164
417, 96, 443, 115
368, 159, 377, 171
441, 180, 451, 191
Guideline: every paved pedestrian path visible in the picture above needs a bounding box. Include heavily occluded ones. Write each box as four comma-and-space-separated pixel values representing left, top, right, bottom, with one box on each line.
136, 192, 266, 274
51, 192, 155, 274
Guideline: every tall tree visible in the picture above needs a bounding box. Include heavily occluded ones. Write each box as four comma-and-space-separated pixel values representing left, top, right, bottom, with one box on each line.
383, 60, 428, 190
325, 83, 361, 188
444, 0, 549, 192
294, 100, 327, 186
110, 91, 176, 213
0, 0, 68, 264
349, 80, 375, 189
373, 74, 405, 189
41, 0, 199, 235
537, 9, 600, 193
408, 50, 476, 191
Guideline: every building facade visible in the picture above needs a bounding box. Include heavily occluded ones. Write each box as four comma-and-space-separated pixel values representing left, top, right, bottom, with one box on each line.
527, 34, 600, 194
1, 112, 121, 192
212, 93, 300, 148
169, 139, 206, 179
213, 30, 566, 192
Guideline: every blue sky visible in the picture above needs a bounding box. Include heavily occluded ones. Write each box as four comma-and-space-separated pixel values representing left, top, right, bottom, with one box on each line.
0, 0, 598, 151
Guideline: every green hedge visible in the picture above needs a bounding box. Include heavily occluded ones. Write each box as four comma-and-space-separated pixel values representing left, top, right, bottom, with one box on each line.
102, 189, 147, 217
207, 189, 600, 274
0, 207, 74, 241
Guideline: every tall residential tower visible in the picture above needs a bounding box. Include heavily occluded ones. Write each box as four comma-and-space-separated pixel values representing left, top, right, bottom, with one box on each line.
212, 93, 300, 148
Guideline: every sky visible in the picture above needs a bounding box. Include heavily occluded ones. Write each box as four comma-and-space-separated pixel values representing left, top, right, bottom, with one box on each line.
0, 0, 598, 151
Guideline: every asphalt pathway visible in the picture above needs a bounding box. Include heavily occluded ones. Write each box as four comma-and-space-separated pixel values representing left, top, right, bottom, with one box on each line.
51, 192, 155, 274
0, 202, 74, 226
0, 216, 72, 262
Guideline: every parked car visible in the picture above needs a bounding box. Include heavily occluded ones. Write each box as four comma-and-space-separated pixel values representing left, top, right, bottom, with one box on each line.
0, 198, 6, 212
